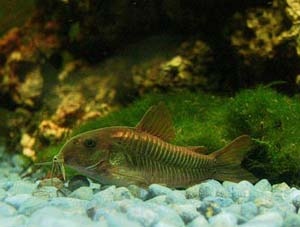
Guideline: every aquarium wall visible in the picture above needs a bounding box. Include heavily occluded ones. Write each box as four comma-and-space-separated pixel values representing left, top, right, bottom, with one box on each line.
1, 0, 299, 180
0, 0, 300, 226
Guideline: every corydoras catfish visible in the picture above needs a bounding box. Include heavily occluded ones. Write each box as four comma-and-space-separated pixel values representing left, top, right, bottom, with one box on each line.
52, 103, 257, 188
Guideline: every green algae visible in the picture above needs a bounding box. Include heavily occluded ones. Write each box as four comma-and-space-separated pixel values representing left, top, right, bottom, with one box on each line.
223, 87, 300, 185
39, 87, 300, 185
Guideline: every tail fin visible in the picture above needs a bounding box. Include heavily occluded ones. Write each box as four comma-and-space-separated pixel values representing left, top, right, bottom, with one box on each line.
209, 135, 257, 183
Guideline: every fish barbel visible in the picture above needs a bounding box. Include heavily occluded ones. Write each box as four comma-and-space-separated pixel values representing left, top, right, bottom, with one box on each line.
52, 102, 257, 187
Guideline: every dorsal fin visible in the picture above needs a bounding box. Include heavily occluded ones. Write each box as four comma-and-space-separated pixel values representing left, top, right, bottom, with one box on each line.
136, 102, 175, 142
186, 146, 208, 154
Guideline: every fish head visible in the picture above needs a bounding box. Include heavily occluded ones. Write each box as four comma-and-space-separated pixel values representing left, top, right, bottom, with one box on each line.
53, 129, 115, 181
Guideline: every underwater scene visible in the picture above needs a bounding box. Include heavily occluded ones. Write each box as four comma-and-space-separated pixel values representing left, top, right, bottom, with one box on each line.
1, 0, 300, 226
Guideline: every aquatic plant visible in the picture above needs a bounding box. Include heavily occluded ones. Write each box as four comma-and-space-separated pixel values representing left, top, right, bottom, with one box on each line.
223, 87, 300, 185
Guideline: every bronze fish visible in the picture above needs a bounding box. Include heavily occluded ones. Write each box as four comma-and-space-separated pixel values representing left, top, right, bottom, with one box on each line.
52, 102, 256, 188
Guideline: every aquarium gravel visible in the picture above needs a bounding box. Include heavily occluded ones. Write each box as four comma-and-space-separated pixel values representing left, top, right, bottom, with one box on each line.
0, 150, 300, 227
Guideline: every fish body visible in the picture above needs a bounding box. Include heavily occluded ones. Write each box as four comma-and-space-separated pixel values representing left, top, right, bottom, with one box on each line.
54, 103, 256, 188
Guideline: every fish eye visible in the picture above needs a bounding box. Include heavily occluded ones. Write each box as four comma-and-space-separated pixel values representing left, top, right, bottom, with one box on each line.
83, 138, 97, 148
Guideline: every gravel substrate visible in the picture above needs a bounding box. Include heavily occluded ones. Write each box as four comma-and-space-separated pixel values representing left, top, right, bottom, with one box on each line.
0, 150, 300, 227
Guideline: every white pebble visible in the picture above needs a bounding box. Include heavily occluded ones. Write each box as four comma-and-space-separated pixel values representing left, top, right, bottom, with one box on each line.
209, 212, 237, 227
240, 212, 283, 227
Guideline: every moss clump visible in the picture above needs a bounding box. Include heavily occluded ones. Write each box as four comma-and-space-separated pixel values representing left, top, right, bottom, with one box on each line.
40, 87, 300, 186
223, 87, 300, 185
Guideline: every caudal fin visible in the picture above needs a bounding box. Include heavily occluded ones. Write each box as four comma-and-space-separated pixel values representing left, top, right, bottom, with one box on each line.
209, 135, 257, 183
